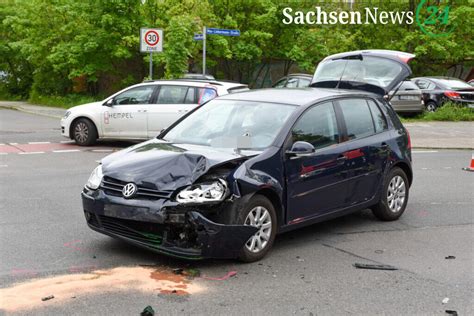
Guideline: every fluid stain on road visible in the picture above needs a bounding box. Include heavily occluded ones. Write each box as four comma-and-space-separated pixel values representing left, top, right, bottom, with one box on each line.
0, 266, 204, 313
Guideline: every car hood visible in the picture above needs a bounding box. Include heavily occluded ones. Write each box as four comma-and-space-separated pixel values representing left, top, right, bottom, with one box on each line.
101, 139, 260, 191
69, 101, 103, 113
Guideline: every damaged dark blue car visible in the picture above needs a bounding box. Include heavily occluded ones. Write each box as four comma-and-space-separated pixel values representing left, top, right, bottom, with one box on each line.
82, 50, 414, 262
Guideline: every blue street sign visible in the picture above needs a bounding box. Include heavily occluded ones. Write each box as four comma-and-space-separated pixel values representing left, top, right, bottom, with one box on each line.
193, 33, 204, 41
206, 28, 240, 36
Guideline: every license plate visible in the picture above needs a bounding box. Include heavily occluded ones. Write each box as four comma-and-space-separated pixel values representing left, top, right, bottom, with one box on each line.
399, 95, 418, 101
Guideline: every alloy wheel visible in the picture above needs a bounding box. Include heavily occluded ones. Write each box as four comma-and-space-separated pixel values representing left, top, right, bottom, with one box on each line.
75, 122, 89, 143
387, 175, 406, 213
244, 206, 272, 253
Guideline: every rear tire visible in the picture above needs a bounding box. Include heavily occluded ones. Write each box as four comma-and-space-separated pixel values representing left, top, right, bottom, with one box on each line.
425, 101, 437, 113
236, 195, 277, 262
371, 167, 409, 221
72, 118, 97, 146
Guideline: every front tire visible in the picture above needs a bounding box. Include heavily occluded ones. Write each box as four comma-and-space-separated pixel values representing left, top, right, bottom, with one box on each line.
371, 167, 409, 221
72, 118, 97, 146
236, 195, 277, 262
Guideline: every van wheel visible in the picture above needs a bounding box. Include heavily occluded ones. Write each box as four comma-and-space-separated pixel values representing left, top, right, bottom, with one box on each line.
371, 167, 409, 221
72, 118, 97, 146
237, 195, 277, 262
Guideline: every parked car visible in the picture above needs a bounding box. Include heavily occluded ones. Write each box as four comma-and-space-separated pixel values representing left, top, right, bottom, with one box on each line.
412, 76, 474, 111
272, 74, 312, 88
82, 50, 413, 262
388, 80, 424, 114
468, 79, 474, 87
182, 73, 216, 80
61, 79, 248, 145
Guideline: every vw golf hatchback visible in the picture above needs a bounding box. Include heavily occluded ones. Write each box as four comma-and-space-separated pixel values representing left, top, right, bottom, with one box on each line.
82, 50, 414, 261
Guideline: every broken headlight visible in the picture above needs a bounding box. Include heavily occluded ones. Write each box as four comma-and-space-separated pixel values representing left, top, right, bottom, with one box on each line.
86, 165, 103, 190
176, 179, 228, 204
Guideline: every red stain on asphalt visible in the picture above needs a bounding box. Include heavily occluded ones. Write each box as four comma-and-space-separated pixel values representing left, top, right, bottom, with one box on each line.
202, 271, 237, 281
63, 240, 83, 251
68, 265, 98, 273
11, 269, 38, 277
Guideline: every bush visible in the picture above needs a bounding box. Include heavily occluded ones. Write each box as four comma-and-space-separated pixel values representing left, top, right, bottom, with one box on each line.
28, 92, 100, 108
400, 102, 474, 122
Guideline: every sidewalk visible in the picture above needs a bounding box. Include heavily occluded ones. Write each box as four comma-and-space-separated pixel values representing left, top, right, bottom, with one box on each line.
0, 101, 66, 119
1, 101, 473, 149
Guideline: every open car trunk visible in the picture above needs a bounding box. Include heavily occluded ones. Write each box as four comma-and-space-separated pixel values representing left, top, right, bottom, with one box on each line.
310, 50, 415, 96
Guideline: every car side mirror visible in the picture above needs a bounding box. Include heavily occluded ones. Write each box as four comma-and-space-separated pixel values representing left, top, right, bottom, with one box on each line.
286, 141, 315, 156
103, 99, 114, 107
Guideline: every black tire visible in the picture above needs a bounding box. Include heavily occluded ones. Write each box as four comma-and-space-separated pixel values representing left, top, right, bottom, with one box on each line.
425, 101, 437, 113
72, 118, 97, 146
235, 195, 277, 262
371, 167, 409, 221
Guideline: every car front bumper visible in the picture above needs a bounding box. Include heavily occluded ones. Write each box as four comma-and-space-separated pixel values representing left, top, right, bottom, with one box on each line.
81, 188, 257, 260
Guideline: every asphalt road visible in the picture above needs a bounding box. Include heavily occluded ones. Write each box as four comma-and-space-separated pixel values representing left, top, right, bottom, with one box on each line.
0, 109, 473, 315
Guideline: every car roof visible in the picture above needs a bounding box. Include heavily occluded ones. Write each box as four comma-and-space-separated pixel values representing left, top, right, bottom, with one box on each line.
218, 88, 375, 106
140, 79, 247, 89
412, 76, 463, 81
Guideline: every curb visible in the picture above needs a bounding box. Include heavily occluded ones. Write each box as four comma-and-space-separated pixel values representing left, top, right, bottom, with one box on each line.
1, 105, 64, 119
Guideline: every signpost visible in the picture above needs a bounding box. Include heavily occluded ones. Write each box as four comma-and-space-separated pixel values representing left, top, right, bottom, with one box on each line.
140, 28, 163, 79
196, 27, 240, 75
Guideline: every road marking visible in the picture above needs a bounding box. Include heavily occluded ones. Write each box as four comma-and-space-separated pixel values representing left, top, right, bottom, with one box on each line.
91, 149, 113, 152
18, 151, 45, 155
0, 143, 5, 146
28, 141, 51, 144
53, 149, 81, 153
0, 165, 7, 167
0, 153, 7, 155
9, 143, 18, 145
443, 167, 452, 169
60, 140, 75, 144
412, 150, 438, 153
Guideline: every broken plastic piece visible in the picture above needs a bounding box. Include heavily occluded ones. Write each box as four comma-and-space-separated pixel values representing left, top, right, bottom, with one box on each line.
442, 297, 449, 304
445, 310, 458, 315
445, 256, 456, 259
353, 263, 398, 270
140, 305, 155, 316
41, 295, 54, 301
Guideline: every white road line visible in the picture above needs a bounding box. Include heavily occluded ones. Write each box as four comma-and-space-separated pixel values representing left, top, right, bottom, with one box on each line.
443, 167, 452, 169
28, 141, 51, 144
53, 149, 81, 153
0, 143, 5, 146
92, 149, 113, 152
0, 153, 7, 155
60, 140, 75, 143
18, 151, 45, 155
412, 150, 438, 153
9, 143, 18, 145
0, 165, 7, 167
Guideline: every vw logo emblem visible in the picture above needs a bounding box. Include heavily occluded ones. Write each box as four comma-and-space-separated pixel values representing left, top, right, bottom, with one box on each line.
122, 183, 137, 198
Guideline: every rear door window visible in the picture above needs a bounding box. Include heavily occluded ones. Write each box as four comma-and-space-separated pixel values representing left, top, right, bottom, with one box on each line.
367, 100, 387, 133
286, 78, 299, 88
156, 85, 189, 104
273, 78, 287, 88
298, 78, 311, 87
338, 99, 375, 140
291, 102, 339, 149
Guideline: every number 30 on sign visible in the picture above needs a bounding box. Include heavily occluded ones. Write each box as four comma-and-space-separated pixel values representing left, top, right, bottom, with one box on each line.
140, 28, 163, 52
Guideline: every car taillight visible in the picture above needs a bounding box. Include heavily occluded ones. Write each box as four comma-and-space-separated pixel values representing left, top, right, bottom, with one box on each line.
444, 91, 461, 99
406, 129, 411, 149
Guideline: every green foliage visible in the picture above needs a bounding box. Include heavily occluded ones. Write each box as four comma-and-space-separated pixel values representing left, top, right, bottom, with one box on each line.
1, 0, 472, 100
400, 102, 474, 122
28, 92, 101, 109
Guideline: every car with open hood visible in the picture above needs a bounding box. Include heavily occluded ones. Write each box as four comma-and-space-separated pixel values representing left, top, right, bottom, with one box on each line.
82, 50, 414, 262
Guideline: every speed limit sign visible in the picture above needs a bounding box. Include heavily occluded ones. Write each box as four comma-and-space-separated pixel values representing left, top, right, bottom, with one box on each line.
140, 28, 163, 52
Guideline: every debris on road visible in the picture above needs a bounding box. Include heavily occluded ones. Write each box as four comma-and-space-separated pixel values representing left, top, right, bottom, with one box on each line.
442, 297, 450, 304
445, 256, 456, 259
140, 305, 155, 316
202, 271, 237, 281
353, 263, 398, 271
374, 249, 385, 254
445, 310, 458, 315
41, 295, 54, 301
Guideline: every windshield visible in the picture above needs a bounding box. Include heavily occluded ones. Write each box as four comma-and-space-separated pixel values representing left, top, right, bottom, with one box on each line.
163, 100, 296, 149
434, 79, 472, 89
313, 56, 403, 88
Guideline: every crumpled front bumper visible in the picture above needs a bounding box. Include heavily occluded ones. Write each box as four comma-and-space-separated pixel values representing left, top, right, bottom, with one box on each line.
81, 189, 257, 260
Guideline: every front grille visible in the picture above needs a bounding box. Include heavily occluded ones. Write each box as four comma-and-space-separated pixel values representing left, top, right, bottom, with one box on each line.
101, 176, 173, 199
98, 215, 163, 246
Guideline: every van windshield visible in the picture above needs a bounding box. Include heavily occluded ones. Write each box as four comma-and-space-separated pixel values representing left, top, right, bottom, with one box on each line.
163, 100, 296, 149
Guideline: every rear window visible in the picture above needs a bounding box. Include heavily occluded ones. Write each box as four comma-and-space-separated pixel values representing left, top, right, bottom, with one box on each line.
434, 79, 472, 89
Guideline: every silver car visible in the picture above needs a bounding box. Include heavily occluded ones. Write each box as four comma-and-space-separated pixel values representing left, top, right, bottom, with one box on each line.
389, 81, 424, 114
